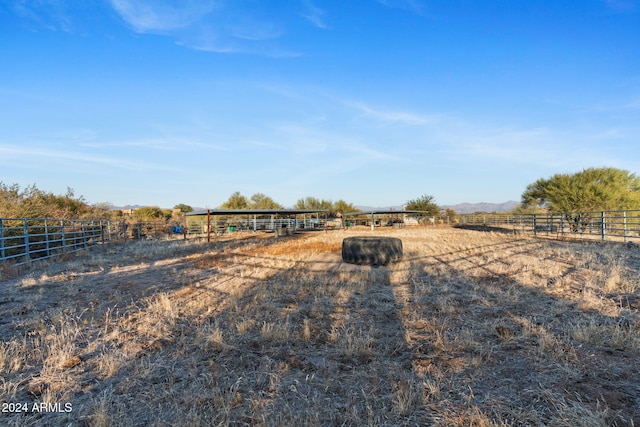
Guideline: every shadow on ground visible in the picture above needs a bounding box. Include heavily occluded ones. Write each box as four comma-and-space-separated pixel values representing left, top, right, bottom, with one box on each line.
1, 229, 639, 425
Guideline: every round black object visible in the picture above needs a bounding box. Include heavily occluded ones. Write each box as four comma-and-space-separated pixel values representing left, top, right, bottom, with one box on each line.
341, 237, 403, 266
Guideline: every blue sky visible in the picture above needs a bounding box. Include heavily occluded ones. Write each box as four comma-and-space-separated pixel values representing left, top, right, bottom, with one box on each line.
1, 1, 639, 209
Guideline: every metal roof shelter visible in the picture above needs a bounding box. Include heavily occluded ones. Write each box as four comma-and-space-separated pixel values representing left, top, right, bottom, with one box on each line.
186, 209, 329, 216
343, 210, 432, 216
185, 209, 329, 241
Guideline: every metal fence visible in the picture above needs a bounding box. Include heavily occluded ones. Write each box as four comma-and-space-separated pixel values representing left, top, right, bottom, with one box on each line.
185, 217, 330, 238
125, 220, 186, 240
458, 210, 640, 243
0, 218, 126, 266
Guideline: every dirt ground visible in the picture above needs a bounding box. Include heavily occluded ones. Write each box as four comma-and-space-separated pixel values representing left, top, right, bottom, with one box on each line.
0, 226, 639, 426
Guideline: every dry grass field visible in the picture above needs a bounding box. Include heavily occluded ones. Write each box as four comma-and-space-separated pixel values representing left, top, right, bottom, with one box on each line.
1, 226, 639, 426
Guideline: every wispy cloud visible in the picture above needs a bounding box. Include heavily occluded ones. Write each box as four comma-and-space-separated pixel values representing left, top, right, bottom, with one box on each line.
108, 0, 218, 33
0, 144, 182, 173
271, 123, 330, 154
78, 137, 231, 152
343, 143, 406, 162
106, 0, 315, 56
79, 138, 174, 151
8, 0, 75, 32
242, 140, 286, 151
7, 1, 318, 56
300, 0, 329, 29
338, 93, 639, 173
343, 99, 443, 125
434, 121, 634, 172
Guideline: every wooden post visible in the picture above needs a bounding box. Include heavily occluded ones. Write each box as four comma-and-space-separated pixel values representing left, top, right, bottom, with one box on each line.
207, 209, 211, 243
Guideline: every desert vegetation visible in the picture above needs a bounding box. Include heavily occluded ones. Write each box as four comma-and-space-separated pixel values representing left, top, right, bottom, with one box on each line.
521, 167, 640, 212
0, 226, 639, 426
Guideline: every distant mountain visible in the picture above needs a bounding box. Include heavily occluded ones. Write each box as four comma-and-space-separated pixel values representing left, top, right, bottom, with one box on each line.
354, 201, 519, 214
108, 204, 144, 211
442, 201, 520, 214
354, 205, 404, 212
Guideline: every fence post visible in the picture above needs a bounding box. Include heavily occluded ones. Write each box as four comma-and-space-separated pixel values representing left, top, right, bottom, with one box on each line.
0, 218, 4, 260
23, 219, 30, 262
183, 215, 188, 240
60, 220, 66, 251
623, 211, 627, 243
601, 211, 606, 241
45, 219, 51, 258
560, 213, 564, 237
533, 215, 537, 236
579, 213, 583, 239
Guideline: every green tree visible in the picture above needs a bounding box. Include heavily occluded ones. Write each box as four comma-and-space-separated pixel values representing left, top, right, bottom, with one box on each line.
521, 167, 640, 212
90, 202, 117, 219
294, 196, 358, 216
439, 208, 457, 221
249, 193, 283, 210
174, 204, 193, 213
49, 187, 90, 218
405, 194, 439, 216
219, 191, 249, 210
332, 199, 359, 216
134, 206, 166, 220
512, 204, 546, 215
294, 196, 333, 211
0, 182, 23, 217
0, 182, 101, 219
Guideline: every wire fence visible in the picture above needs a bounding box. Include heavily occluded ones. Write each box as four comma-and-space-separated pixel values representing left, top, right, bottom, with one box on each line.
458, 210, 640, 243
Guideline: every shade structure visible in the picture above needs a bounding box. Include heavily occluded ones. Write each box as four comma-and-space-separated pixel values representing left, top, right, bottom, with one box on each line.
186, 209, 329, 216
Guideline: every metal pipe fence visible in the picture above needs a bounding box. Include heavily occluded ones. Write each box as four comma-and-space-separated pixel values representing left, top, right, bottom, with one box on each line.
185, 217, 329, 237
0, 217, 195, 267
458, 210, 640, 243
0, 218, 126, 266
